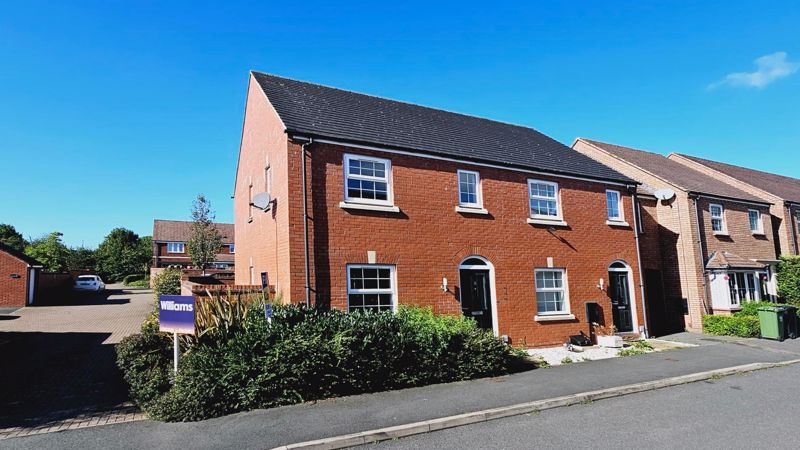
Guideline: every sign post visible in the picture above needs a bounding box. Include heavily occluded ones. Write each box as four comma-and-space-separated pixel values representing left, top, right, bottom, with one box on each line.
159, 295, 196, 374
264, 303, 273, 324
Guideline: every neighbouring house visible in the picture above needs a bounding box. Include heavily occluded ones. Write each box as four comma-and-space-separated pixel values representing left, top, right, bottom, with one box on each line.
0, 242, 43, 309
668, 153, 800, 257
234, 72, 651, 347
152, 220, 235, 270
573, 138, 778, 333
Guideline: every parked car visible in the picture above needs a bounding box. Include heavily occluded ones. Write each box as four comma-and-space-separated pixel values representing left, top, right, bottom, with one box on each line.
74, 275, 105, 292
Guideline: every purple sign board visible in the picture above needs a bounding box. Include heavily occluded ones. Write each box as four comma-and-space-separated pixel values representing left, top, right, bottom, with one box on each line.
159, 295, 196, 335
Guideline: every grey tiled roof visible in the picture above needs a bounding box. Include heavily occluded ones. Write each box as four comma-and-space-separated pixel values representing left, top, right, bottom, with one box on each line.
252, 72, 635, 184
152, 220, 234, 243
580, 139, 769, 204
674, 154, 800, 204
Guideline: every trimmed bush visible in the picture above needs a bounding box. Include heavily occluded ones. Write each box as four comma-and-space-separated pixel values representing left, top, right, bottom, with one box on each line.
125, 278, 150, 288
735, 301, 787, 317
702, 314, 760, 338
116, 328, 174, 410
123, 273, 145, 284
152, 269, 181, 298
117, 303, 533, 422
777, 256, 800, 305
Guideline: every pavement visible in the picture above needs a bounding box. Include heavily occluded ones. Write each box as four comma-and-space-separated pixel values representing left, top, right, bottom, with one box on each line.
0, 285, 152, 439
372, 361, 800, 449
4, 330, 800, 449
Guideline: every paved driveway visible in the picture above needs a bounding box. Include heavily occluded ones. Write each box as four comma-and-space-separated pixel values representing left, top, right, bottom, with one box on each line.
0, 285, 152, 436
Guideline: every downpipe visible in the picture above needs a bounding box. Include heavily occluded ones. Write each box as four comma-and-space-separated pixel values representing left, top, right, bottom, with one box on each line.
301, 138, 314, 308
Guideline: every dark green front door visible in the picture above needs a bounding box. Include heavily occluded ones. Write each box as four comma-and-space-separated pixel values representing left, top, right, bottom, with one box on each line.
460, 269, 492, 330
610, 271, 634, 332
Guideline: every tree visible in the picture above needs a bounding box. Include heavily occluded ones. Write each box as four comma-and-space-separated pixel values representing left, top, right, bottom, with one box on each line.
66, 246, 97, 271
95, 228, 151, 282
187, 194, 222, 275
25, 232, 69, 272
0, 224, 26, 252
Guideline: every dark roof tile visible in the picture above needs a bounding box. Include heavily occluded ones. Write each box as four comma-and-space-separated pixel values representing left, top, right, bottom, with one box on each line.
252, 72, 635, 184
153, 220, 234, 243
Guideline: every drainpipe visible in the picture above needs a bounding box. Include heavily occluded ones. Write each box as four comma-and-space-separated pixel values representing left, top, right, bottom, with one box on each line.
691, 195, 712, 314
631, 189, 649, 338
788, 202, 799, 255
301, 138, 314, 308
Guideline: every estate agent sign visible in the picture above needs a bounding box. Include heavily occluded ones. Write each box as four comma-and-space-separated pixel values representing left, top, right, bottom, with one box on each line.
159, 295, 196, 335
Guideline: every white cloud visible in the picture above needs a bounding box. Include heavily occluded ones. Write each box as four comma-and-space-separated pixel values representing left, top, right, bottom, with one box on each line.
708, 52, 799, 90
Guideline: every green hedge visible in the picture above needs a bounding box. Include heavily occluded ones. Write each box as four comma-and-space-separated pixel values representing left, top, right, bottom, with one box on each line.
117, 304, 533, 422
702, 314, 761, 338
777, 256, 800, 305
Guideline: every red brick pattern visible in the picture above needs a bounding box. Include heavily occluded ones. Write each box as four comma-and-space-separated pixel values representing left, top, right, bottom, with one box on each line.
0, 251, 29, 308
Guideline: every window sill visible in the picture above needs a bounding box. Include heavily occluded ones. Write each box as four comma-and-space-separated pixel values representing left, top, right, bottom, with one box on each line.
455, 205, 489, 215
339, 202, 400, 213
752, 231, 766, 236
712, 231, 729, 237
606, 220, 630, 227
534, 314, 576, 322
527, 218, 569, 227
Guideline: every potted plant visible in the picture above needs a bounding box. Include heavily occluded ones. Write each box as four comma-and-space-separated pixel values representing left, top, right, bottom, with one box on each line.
592, 323, 623, 348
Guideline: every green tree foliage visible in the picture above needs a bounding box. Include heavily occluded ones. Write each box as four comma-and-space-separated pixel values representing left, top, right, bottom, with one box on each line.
0, 223, 26, 252
24, 232, 69, 271
777, 256, 800, 305
187, 194, 222, 274
66, 246, 96, 271
95, 228, 152, 282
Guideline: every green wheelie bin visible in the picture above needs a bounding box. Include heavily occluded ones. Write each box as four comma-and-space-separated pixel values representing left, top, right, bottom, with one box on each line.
758, 306, 785, 341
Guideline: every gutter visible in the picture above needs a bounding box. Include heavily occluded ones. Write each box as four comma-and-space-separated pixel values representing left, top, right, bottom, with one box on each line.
690, 194, 712, 315
301, 138, 315, 307
630, 190, 649, 337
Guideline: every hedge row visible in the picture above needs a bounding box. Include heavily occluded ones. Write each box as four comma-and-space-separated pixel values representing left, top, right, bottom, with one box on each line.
117, 304, 533, 422
702, 314, 761, 338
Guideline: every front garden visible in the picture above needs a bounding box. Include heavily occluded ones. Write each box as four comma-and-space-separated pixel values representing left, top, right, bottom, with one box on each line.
116, 289, 535, 422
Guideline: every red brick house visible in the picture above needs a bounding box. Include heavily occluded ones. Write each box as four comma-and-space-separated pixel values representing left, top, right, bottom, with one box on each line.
234, 72, 649, 347
0, 242, 43, 309
668, 153, 800, 257
152, 220, 235, 270
573, 139, 778, 334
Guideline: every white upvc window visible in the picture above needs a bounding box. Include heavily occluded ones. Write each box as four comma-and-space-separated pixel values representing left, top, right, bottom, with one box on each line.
535, 269, 570, 315
606, 190, 624, 221
457, 170, 482, 208
344, 154, 392, 206
710, 204, 726, 234
748, 209, 764, 234
228, 244, 235, 254
528, 180, 561, 219
166, 242, 185, 253
727, 271, 765, 306
347, 265, 396, 312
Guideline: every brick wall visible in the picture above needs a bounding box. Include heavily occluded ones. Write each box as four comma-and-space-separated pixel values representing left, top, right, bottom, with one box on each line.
289, 142, 645, 347
234, 74, 293, 298
669, 153, 793, 257
0, 252, 29, 308
695, 197, 774, 262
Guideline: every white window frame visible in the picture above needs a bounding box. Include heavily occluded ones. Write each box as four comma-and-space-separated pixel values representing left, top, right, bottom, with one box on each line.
727, 271, 765, 306
228, 244, 235, 254
606, 190, 624, 222
343, 154, 393, 206
748, 209, 764, 234
534, 268, 570, 316
710, 203, 727, 234
457, 169, 482, 209
346, 264, 397, 312
166, 242, 185, 253
528, 179, 562, 220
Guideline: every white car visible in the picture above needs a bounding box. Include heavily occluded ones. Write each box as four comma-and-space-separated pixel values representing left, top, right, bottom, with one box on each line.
74, 275, 106, 292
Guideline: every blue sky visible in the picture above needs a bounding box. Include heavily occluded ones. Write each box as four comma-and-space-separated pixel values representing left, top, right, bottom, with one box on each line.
2, 1, 799, 247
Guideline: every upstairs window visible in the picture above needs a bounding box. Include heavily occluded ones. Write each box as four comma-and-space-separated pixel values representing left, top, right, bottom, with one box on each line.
710, 204, 726, 234
344, 154, 391, 205
748, 209, 763, 234
535, 269, 569, 315
457, 170, 482, 208
606, 190, 624, 221
167, 242, 185, 253
528, 180, 560, 218
347, 265, 395, 312
228, 244, 235, 254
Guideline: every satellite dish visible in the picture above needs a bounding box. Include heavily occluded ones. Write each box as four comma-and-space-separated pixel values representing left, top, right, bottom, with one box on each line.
251, 192, 272, 211
654, 188, 676, 201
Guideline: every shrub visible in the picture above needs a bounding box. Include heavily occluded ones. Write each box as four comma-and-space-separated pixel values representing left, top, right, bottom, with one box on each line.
118, 302, 531, 422
152, 269, 181, 299
123, 273, 145, 284
702, 314, 761, 338
777, 256, 800, 305
116, 327, 174, 410
126, 278, 150, 288
735, 301, 787, 317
